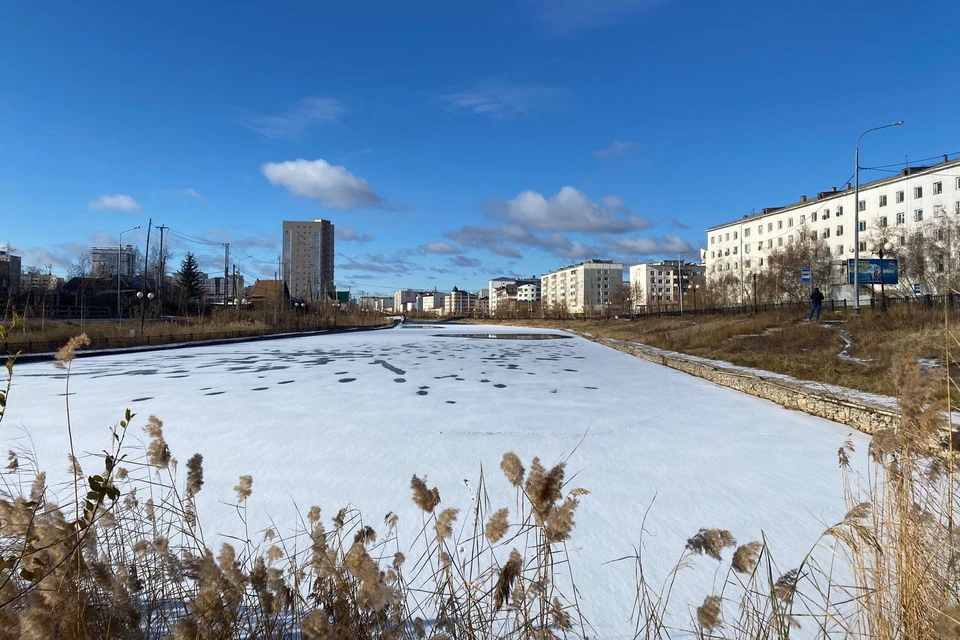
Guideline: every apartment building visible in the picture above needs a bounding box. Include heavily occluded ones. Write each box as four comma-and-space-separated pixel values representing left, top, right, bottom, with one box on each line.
706, 155, 960, 295
629, 261, 706, 308
444, 287, 479, 316
359, 296, 394, 312
488, 277, 541, 313
202, 274, 244, 301
20, 271, 63, 293
0, 251, 21, 297
91, 245, 137, 279
282, 219, 335, 302
417, 292, 446, 315
394, 289, 418, 313
540, 260, 623, 314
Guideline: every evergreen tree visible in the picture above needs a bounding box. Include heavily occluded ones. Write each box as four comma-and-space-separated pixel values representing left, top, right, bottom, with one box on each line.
177, 252, 205, 301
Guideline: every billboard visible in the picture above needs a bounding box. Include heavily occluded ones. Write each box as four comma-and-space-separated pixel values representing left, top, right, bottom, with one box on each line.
847, 258, 898, 285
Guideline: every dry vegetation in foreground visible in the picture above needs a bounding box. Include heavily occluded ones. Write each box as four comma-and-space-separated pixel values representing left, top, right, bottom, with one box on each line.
470, 305, 951, 399
0, 320, 959, 638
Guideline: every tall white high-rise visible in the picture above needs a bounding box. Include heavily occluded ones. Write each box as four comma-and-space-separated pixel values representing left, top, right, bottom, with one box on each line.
282, 219, 335, 302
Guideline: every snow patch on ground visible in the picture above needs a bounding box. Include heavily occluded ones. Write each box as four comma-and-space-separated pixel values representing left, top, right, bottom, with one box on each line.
5, 324, 869, 637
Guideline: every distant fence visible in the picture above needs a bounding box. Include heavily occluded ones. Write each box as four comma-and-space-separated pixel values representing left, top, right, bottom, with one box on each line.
3, 320, 397, 357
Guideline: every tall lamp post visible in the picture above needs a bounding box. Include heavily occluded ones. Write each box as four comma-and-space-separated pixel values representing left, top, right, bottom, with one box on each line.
867, 240, 894, 312
117, 226, 141, 325
854, 121, 903, 313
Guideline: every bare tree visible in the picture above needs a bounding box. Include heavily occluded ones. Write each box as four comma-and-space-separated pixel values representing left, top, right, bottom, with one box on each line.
761, 226, 832, 303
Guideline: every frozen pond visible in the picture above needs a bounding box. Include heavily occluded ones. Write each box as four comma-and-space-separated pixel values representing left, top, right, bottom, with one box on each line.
4, 323, 869, 636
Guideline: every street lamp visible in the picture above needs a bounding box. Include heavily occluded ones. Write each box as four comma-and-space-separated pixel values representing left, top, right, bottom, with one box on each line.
866, 240, 895, 312
117, 225, 140, 325
136, 291, 154, 334
854, 121, 904, 313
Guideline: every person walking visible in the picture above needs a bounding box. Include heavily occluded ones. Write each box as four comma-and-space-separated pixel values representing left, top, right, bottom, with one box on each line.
809, 287, 824, 321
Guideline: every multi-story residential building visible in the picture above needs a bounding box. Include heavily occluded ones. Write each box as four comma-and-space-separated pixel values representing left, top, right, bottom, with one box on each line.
202, 274, 244, 301
417, 292, 446, 315
91, 245, 137, 279
540, 260, 623, 314
359, 296, 394, 312
478, 294, 490, 316
444, 287, 479, 316
629, 261, 706, 309
394, 289, 418, 313
488, 277, 541, 313
20, 271, 63, 293
706, 155, 960, 298
282, 219, 335, 302
0, 251, 21, 297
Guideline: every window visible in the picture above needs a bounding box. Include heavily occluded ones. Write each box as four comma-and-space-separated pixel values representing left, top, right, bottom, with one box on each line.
938, 230, 945, 241
767, 223, 773, 232
933, 181, 943, 195
759, 258, 764, 267
767, 239, 773, 248
879, 195, 887, 207
777, 220, 783, 229
837, 224, 844, 236
745, 244, 751, 253
826, 246, 832, 256
837, 244, 844, 256
879, 216, 887, 228
710, 236, 715, 245
788, 217, 794, 226
725, 233, 730, 241
824, 209, 830, 219
935, 205, 944, 218
823, 228, 831, 238
758, 242, 763, 251
957, 178, 960, 190
788, 234, 794, 244
812, 212, 818, 222
732, 247, 738, 255
811, 231, 818, 241
800, 215, 806, 224
733, 231, 738, 239
758, 225, 763, 235
858, 200, 866, 211
938, 256, 945, 273
858, 241, 867, 252
915, 209, 923, 222
778, 237, 783, 246
858, 221, 867, 232
744, 228, 751, 237
896, 212, 905, 225
899, 235, 906, 246
837, 206, 843, 216
915, 186, 923, 198
744, 259, 751, 268
896, 191, 904, 203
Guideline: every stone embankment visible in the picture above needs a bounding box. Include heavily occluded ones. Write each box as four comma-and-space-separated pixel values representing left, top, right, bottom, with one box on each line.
593, 337, 899, 435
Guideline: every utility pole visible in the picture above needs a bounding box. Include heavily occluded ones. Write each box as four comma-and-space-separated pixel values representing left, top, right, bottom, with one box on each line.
222, 243, 230, 307
140, 218, 153, 334
234, 264, 240, 322
156, 225, 168, 313
752, 272, 758, 314
677, 254, 684, 316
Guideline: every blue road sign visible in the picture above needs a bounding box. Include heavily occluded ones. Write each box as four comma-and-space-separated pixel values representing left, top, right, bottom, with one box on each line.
800, 268, 811, 283
914, 283, 922, 296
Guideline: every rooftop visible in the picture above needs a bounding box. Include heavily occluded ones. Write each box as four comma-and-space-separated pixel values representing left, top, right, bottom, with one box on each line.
707, 153, 960, 232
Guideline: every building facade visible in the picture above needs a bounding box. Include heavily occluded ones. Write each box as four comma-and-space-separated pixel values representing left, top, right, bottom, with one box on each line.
706, 155, 960, 298
91, 245, 137, 279
417, 292, 446, 315
0, 251, 21, 297
540, 260, 623, 314
282, 219, 335, 302
394, 289, 418, 313
20, 271, 63, 293
359, 296, 394, 312
443, 287, 479, 316
202, 274, 245, 301
488, 277, 541, 314
629, 261, 706, 309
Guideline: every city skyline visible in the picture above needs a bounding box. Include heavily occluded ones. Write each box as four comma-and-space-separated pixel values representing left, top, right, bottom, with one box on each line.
3, 0, 959, 294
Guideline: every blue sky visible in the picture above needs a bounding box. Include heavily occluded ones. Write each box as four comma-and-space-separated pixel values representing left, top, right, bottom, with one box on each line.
2, 0, 959, 295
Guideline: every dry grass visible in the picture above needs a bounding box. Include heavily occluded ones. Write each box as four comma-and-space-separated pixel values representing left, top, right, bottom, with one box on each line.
0, 319, 958, 638
469, 305, 954, 399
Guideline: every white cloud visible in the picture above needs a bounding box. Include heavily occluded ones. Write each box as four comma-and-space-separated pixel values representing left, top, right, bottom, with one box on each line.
606, 234, 693, 257
261, 158, 384, 210
439, 80, 564, 120
243, 97, 344, 140
421, 241, 461, 255
336, 225, 374, 243
87, 194, 141, 212
593, 139, 635, 159
491, 186, 648, 233
182, 188, 207, 202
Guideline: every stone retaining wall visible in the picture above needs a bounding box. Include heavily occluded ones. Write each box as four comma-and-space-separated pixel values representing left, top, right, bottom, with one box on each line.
595, 338, 898, 435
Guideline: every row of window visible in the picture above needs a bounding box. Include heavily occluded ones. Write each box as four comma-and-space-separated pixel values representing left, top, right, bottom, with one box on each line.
710, 179, 960, 246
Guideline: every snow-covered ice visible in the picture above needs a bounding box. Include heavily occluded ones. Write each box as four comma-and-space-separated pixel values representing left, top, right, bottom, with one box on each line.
4, 324, 869, 637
